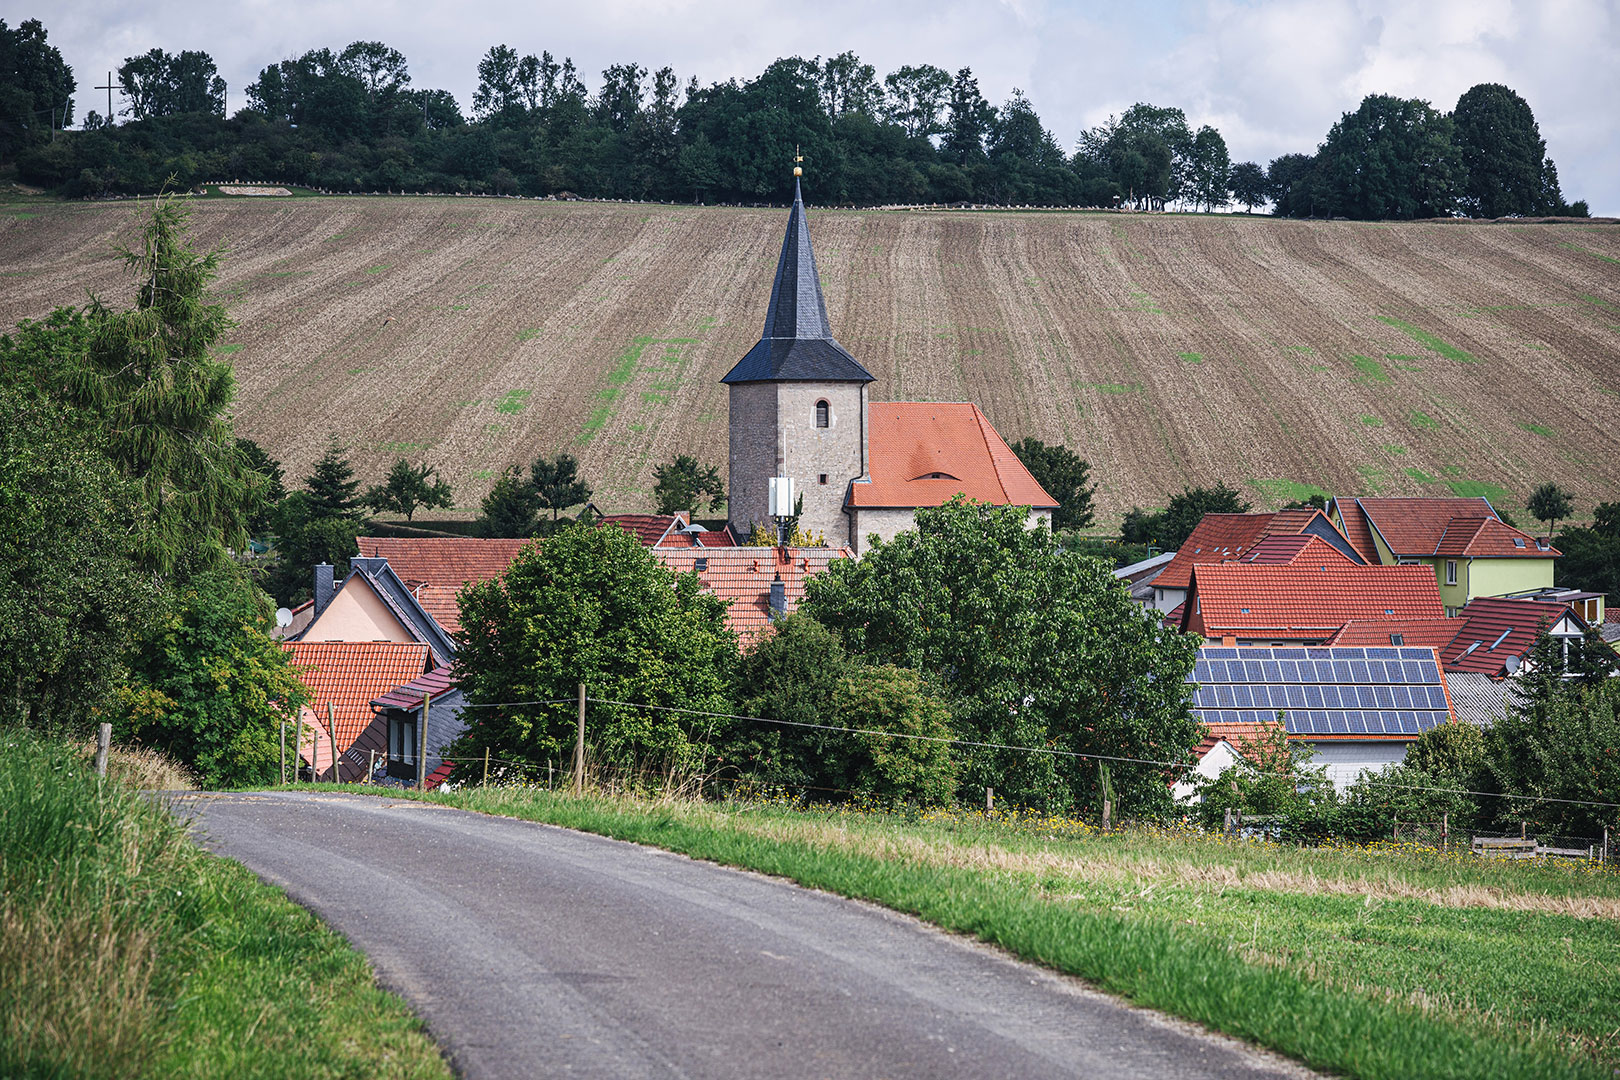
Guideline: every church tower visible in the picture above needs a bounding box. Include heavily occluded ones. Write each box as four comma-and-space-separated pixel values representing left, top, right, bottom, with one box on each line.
723, 169, 873, 546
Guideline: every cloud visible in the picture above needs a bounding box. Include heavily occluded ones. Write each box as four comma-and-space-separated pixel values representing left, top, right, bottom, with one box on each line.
37, 0, 1620, 212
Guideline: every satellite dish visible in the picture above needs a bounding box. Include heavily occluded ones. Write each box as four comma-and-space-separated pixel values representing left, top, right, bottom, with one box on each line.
1503, 654, 1521, 675
275, 607, 293, 628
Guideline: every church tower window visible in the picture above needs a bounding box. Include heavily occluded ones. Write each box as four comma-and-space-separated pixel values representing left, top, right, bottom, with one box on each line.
815, 400, 829, 428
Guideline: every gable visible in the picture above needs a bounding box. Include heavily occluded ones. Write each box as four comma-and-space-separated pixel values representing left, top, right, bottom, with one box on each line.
300, 575, 412, 645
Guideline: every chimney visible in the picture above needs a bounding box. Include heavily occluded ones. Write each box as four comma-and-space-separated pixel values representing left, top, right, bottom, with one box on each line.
768, 574, 787, 621
314, 563, 336, 617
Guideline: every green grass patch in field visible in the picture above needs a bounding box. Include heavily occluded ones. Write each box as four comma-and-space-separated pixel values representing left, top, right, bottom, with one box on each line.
1177, 351, 1204, 364
517, 327, 541, 341
1309, 364, 1331, 372
450, 304, 469, 311
1350, 355, 1389, 384
0, 734, 450, 1080
641, 391, 668, 404
1357, 464, 1392, 494
494, 390, 532, 415
1561, 243, 1620, 265
1404, 467, 1440, 484
1082, 381, 1142, 395
10, 211, 37, 220
212, 343, 244, 355
1385, 354, 1424, 371
1381, 444, 1407, 455
366, 264, 391, 275
1249, 479, 1330, 505
472, 469, 494, 480
1578, 294, 1617, 310
1447, 479, 1512, 503
1288, 345, 1314, 354
1359, 414, 1384, 427
1408, 410, 1439, 430
1521, 421, 1556, 438
1377, 316, 1478, 364
359, 785, 1619, 1080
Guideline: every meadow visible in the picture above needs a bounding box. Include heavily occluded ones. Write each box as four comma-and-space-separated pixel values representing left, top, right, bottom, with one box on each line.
0, 734, 451, 1080
1, 194, 1616, 522
384, 783, 1620, 1080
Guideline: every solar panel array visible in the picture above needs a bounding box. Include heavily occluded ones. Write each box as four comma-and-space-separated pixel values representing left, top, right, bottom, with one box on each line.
1187, 646, 1449, 737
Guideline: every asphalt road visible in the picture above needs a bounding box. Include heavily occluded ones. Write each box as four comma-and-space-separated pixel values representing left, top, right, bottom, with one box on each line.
185, 791, 1317, 1080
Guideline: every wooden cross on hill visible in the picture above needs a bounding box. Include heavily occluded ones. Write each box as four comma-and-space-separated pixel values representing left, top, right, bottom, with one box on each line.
92, 71, 120, 123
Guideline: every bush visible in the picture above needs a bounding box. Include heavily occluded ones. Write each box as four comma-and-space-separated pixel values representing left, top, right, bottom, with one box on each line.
1190, 722, 1337, 837
836, 664, 957, 806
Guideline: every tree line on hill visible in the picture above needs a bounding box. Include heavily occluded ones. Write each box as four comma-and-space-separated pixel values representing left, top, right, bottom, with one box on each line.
2, 16, 1586, 218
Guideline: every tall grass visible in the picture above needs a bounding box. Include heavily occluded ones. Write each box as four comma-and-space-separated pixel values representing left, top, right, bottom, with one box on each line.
0, 731, 451, 1080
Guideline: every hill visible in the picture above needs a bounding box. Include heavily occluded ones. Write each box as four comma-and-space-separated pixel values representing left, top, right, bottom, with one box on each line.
2, 193, 1617, 525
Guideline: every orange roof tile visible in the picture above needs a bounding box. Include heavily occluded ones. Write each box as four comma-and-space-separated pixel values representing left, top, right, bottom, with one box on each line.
1199, 718, 1283, 759
1154, 510, 1354, 591
355, 538, 535, 588
283, 641, 432, 760
1441, 597, 1576, 676
410, 585, 464, 635
653, 546, 851, 643
1185, 564, 1443, 639
599, 514, 680, 546
1325, 618, 1464, 650
1433, 515, 1559, 558
848, 402, 1056, 510
1331, 500, 1381, 564
1240, 534, 1359, 568
1350, 497, 1553, 558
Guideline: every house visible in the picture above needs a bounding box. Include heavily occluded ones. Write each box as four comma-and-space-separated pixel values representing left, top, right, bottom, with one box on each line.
1439, 596, 1590, 679
723, 176, 1056, 554
290, 557, 457, 665
1170, 732, 1251, 804
282, 640, 433, 781
370, 666, 465, 787
1180, 563, 1444, 644
1327, 497, 1557, 615
598, 511, 739, 548
354, 537, 535, 636
1187, 644, 1454, 789
1114, 550, 1176, 606
1146, 510, 1365, 613
652, 545, 852, 644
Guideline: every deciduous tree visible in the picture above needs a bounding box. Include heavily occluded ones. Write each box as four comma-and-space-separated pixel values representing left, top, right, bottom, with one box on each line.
653, 454, 725, 515
1526, 482, 1573, 536
1010, 438, 1095, 530
450, 522, 737, 779
364, 458, 452, 521
1229, 161, 1267, 212
804, 498, 1202, 814
478, 466, 539, 537
531, 452, 591, 530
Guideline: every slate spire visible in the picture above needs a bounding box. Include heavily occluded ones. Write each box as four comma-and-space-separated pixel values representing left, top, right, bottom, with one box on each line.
721, 176, 874, 385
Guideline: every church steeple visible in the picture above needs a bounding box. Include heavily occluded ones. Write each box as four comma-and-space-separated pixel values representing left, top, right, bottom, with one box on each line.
721, 170, 874, 385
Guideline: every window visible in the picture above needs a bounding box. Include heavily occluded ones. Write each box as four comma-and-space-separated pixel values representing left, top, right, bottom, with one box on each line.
1513, 538, 1526, 549
1390, 633, 1405, 646
814, 400, 829, 428
818, 473, 828, 485
1445, 560, 1458, 585
388, 713, 417, 779
694, 557, 708, 572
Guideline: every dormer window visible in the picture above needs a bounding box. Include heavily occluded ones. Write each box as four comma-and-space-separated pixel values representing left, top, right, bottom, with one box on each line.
815, 400, 829, 428
1513, 538, 1526, 549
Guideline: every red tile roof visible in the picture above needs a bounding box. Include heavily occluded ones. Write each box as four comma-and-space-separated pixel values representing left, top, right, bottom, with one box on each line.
1325, 618, 1464, 650
653, 546, 851, 643
283, 641, 432, 764
1199, 718, 1283, 760
1344, 498, 1555, 558
848, 402, 1056, 510
1441, 597, 1578, 676
356, 538, 535, 588
599, 514, 680, 545
1184, 564, 1444, 639
1433, 515, 1560, 558
1331, 500, 1381, 564
410, 585, 464, 635
655, 527, 739, 548
1239, 534, 1359, 568
1154, 511, 1350, 591
371, 666, 459, 712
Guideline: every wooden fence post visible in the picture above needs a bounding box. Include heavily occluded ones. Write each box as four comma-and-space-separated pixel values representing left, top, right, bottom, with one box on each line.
327, 703, 339, 784
574, 683, 586, 796
280, 721, 287, 785
1604, 826, 1609, 864
295, 715, 305, 782
95, 723, 111, 778
1102, 798, 1113, 834
483, 746, 490, 787
1223, 807, 1232, 835
418, 693, 431, 792
985, 787, 994, 814
1442, 812, 1448, 852
368, 749, 375, 784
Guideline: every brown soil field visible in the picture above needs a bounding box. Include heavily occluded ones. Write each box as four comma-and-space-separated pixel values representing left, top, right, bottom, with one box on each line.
2, 195, 1617, 524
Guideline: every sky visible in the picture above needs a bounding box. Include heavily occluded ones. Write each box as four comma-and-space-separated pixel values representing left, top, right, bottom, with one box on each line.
35, 0, 1620, 214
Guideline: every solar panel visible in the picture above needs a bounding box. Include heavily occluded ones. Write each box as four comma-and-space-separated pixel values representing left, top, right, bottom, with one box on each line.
1188, 644, 1452, 742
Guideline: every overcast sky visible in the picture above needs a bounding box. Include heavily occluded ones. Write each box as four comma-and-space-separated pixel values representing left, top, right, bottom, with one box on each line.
39, 0, 1620, 214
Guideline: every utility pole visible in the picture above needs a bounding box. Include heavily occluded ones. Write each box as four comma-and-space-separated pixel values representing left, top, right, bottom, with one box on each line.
94, 71, 117, 124
574, 683, 586, 796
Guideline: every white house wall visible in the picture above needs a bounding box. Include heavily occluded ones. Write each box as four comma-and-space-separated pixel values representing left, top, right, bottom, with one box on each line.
1308, 741, 1409, 791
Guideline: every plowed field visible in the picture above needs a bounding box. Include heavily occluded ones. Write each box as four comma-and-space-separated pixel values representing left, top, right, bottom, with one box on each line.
3, 195, 1617, 523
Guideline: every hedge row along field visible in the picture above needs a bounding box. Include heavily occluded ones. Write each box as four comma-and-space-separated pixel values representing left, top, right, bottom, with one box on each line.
1, 194, 1616, 522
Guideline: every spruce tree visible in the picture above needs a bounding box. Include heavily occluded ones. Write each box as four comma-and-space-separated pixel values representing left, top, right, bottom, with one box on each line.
304, 437, 364, 520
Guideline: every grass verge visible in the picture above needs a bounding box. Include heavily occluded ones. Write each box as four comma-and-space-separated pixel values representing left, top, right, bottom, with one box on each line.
349, 784, 1617, 1080
0, 733, 451, 1080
